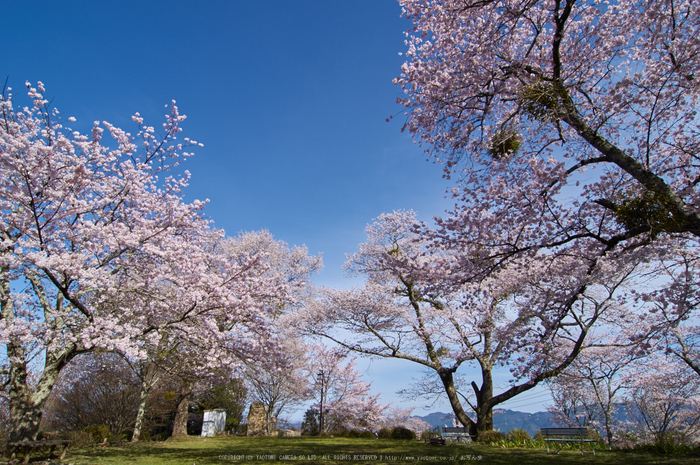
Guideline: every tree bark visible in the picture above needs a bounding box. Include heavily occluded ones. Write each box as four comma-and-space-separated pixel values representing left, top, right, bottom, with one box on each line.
437, 369, 477, 436
6, 343, 73, 442
170, 379, 193, 438
132, 376, 151, 441
131, 362, 160, 442
604, 410, 614, 446
8, 361, 43, 443
436, 366, 499, 440
473, 367, 494, 434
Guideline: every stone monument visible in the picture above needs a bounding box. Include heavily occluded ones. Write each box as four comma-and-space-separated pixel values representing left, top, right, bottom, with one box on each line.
246, 402, 268, 436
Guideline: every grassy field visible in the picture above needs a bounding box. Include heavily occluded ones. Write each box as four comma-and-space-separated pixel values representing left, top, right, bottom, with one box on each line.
42, 436, 700, 465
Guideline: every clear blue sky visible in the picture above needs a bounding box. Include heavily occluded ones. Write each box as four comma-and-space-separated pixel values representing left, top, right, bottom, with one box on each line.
3, 1, 552, 419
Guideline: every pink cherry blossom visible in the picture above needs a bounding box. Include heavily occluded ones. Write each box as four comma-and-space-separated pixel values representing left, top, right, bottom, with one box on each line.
0, 82, 314, 442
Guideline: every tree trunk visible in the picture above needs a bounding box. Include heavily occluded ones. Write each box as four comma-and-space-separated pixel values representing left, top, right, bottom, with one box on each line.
6, 343, 72, 442
8, 353, 38, 442
171, 379, 193, 438
473, 366, 494, 434
604, 410, 614, 446
131, 379, 151, 442
437, 365, 499, 440
8, 374, 43, 443
131, 363, 159, 442
2, 275, 77, 443
2, 282, 42, 442
266, 400, 276, 435
437, 369, 477, 436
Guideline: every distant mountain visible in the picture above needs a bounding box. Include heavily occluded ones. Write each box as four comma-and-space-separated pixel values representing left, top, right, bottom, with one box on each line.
491, 409, 557, 436
414, 412, 456, 429
413, 409, 557, 437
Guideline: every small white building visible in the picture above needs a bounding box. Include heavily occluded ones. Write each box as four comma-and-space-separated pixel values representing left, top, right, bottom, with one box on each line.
201, 409, 227, 437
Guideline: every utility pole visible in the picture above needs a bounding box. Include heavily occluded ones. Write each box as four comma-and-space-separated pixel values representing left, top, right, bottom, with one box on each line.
316, 371, 325, 435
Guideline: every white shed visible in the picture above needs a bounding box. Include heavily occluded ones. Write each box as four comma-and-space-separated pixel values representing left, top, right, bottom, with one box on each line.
201, 409, 227, 437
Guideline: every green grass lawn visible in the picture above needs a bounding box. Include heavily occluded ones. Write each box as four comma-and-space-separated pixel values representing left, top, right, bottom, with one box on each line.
54, 436, 700, 465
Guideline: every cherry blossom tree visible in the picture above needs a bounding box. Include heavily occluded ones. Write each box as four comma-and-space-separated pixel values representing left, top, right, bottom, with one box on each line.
296, 211, 638, 437
547, 344, 640, 445
306, 344, 387, 434
222, 230, 321, 433
244, 335, 311, 433
391, 0, 700, 436
214, 229, 323, 318
396, 0, 700, 242
380, 407, 432, 434
392, 0, 700, 285
126, 229, 320, 440
394, 0, 700, 343
634, 248, 700, 377
625, 354, 700, 444
0, 81, 289, 442
548, 374, 601, 427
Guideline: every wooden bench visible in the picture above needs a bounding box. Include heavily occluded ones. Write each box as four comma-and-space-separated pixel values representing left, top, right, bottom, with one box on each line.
8, 439, 72, 464
425, 426, 445, 445
441, 426, 475, 445
426, 426, 474, 446
540, 427, 596, 455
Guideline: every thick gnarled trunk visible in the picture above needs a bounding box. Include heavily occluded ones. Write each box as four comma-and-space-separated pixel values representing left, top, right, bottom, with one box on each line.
437, 369, 477, 437
8, 367, 43, 443
170, 379, 194, 438
2, 272, 78, 442
6, 342, 74, 442
472, 367, 494, 434
437, 366, 497, 439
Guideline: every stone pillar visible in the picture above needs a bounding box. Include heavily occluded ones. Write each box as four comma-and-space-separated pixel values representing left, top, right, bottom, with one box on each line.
246, 402, 268, 436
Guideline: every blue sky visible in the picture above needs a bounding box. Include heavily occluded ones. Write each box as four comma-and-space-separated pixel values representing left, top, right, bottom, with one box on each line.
3, 1, 551, 419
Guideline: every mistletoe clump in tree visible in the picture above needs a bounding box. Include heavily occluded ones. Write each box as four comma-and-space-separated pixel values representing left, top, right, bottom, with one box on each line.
395, 0, 700, 266
392, 0, 700, 429
397, 0, 700, 235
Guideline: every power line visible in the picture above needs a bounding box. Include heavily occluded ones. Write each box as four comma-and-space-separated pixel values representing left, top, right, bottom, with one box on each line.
498, 392, 553, 410
496, 391, 553, 403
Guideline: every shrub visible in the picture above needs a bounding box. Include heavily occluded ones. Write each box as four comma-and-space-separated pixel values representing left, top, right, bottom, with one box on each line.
391, 427, 416, 440
61, 426, 116, 449
336, 429, 375, 438
83, 425, 112, 443
477, 430, 506, 444
63, 431, 94, 449
506, 428, 530, 446
629, 433, 700, 455
332, 427, 350, 437
377, 427, 415, 440
42, 353, 140, 439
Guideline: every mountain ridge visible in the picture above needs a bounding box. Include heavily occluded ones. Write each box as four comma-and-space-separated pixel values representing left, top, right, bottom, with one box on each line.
414, 409, 557, 437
